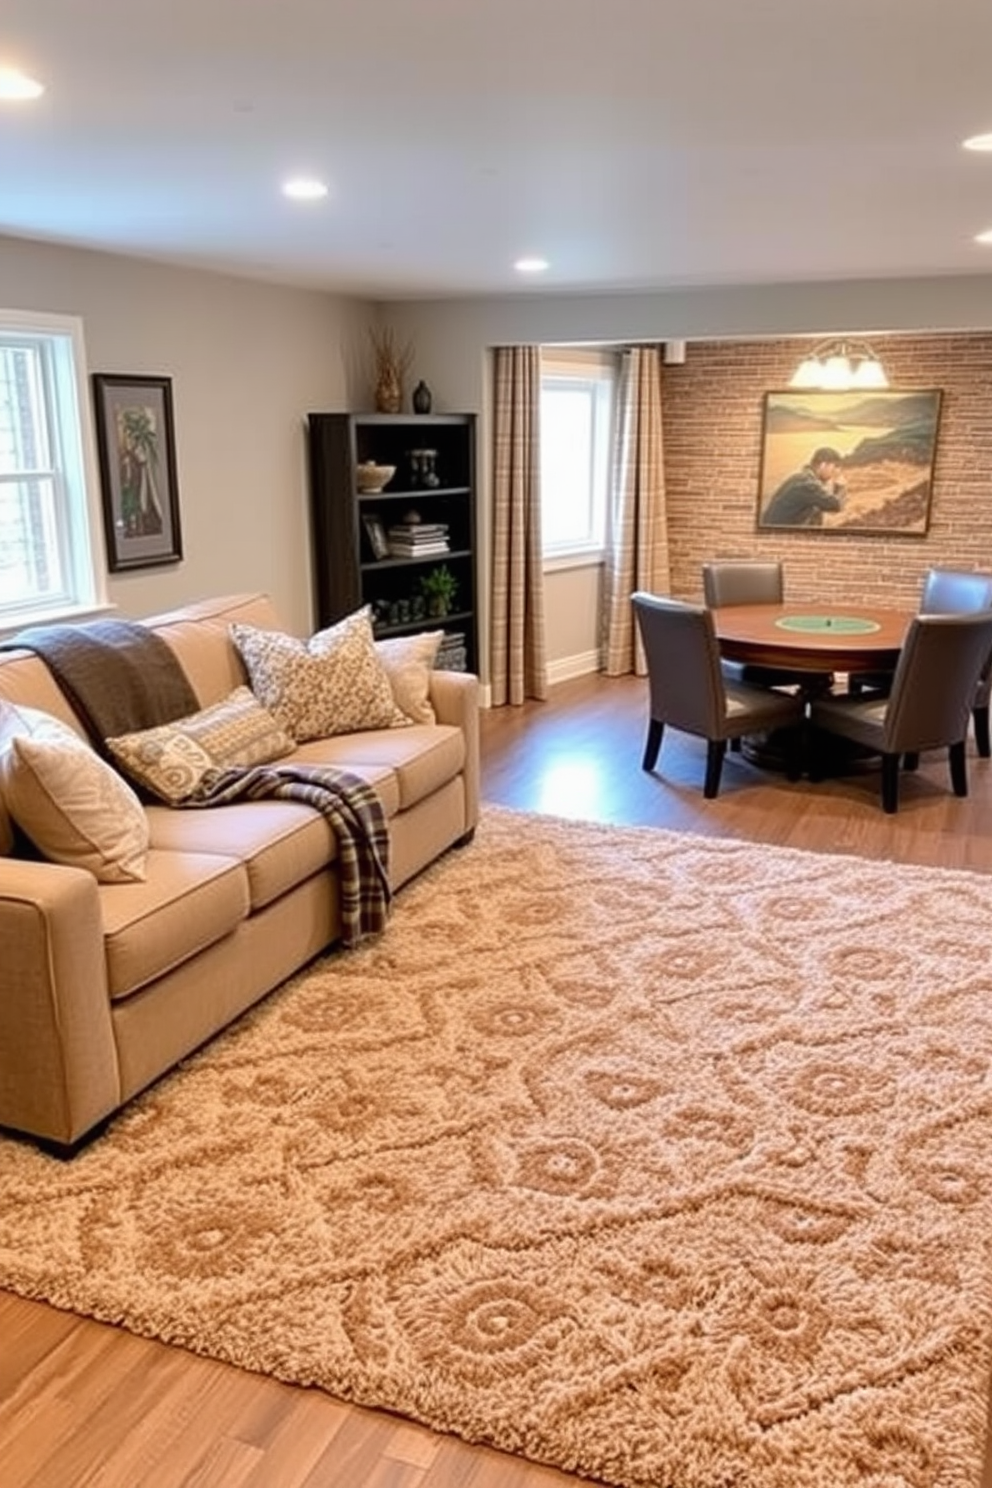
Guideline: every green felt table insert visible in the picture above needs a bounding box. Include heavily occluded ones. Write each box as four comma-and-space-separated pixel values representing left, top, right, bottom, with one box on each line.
775, 614, 881, 635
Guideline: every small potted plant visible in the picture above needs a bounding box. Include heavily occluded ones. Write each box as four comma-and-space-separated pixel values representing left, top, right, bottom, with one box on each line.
420, 564, 458, 618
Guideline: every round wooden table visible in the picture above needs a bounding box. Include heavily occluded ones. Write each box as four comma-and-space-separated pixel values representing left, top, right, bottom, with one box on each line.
711, 602, 914, 771
712, 602, 912, 682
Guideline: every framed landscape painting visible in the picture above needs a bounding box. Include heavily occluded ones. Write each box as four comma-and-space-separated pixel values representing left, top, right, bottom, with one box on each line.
93, 373, 183, 571
756, 388, 942, 536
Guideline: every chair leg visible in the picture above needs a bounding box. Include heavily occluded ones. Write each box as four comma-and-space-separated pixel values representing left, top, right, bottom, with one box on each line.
903, 751, 920, 772
974, 704, 991, 759
881, 753, 900, 813
950, 739, 968, 797
642, 718, 664, 772
704, 740, 727, 799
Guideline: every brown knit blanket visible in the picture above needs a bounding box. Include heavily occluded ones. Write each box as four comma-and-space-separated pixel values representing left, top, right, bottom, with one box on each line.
0, 619, 199, 752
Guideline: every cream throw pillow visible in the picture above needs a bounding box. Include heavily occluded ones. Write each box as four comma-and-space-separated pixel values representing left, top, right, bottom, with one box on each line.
231, 607, 405, 742
0, 704, 148, 882
107, 686, 296, 805
374, 631, 443, 724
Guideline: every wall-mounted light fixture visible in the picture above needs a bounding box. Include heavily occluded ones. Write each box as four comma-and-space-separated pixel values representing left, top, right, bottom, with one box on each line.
790, 338, 889, 391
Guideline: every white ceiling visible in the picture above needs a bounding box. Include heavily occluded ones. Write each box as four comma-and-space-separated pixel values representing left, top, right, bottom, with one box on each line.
3, 0, 992, 302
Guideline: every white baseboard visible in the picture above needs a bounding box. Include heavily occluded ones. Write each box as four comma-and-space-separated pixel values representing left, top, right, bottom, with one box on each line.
477, 651, 601, 707
547, 650, 602, 686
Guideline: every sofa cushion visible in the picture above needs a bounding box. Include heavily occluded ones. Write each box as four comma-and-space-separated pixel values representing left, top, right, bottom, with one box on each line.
291, 725, 465, 812
106, 686, 295, 804
145, 798, 335, 911
145, 749, 400, 909
0, 704, 149, 883
147, 592, 284, 709
100, 849, 250, 1000
375, 631, 444, 724
0, 706, 15, 856
231, 608, 404, 741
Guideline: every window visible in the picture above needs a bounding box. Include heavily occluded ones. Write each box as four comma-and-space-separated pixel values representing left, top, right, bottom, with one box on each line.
539, 349, 616, 563
0, 310, 106, 630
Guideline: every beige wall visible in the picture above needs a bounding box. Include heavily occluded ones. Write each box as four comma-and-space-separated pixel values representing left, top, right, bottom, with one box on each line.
385, 278, 992, 682
543, 563, 604, 683
0, 234, 373, 635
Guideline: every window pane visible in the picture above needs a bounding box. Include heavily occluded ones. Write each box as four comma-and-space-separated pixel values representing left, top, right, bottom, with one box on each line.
0, 476, 64, 603
0, 344, 51, 475
541, 385, 595, 548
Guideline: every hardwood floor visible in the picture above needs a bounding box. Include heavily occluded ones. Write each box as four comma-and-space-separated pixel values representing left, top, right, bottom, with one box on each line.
480, 672, 992, 871
4, 671, 992, 1487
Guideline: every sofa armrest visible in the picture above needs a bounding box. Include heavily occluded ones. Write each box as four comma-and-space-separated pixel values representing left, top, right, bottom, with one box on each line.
428, 670, 480, 832
0, 859, 120, 1146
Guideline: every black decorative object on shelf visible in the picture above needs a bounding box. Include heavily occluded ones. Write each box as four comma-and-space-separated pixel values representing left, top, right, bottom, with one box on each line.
412, 379, 433, 414
408, 448, 440, 488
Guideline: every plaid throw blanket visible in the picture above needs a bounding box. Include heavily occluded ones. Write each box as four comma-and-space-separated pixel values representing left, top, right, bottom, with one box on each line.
187, 763, 391, 948
0, 619, 200, 754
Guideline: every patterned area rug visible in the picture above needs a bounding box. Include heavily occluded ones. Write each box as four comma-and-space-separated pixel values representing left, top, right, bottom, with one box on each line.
3, 806, 992, 1488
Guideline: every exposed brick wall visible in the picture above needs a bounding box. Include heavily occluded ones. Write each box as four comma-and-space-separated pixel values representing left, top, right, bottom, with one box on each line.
662, 332, 992, 607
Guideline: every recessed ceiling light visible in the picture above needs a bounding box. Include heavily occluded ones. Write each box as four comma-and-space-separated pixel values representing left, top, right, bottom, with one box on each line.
514, 256, 549, 274
962, 132, 992, 152
282, 177, 328, 201
975, 228, 992, 244
0, 67, 43, 101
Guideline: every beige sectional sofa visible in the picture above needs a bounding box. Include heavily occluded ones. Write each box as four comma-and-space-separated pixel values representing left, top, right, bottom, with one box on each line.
0, 592, 479, 1152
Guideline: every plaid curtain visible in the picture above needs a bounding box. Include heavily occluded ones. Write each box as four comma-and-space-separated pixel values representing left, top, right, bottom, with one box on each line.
490, 346, 547, 706
601, 346, 672, 676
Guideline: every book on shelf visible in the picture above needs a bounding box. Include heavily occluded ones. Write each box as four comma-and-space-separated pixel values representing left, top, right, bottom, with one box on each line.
387, 540, 450, 558
387, 522, 449, 538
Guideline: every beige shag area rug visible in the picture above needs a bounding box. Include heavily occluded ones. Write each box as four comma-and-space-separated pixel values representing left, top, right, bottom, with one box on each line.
3, 806, 992, 1488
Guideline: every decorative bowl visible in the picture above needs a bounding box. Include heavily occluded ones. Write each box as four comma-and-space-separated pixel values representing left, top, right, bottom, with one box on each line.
356, 461, 396, 494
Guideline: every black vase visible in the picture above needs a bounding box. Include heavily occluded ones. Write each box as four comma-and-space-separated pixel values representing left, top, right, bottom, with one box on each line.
412, 379, 433, 415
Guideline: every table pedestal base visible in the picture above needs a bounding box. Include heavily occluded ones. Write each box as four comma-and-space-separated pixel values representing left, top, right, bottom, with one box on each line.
741, 724, 877, 776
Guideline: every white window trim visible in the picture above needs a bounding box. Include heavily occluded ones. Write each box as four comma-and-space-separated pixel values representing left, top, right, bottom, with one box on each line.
544, 548, 605, 573
0, 308, 110, 636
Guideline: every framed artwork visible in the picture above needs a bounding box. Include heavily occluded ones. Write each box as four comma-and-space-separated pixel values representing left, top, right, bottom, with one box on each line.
92, 374, 183, 571
756, 388, 943, 536
362, 513, 389, 560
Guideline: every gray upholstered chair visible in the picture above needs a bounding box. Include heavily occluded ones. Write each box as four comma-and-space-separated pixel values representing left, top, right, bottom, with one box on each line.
632, 591, 806, 799
809, 611, 992, 813
701, 559, 811, 692
849, 568, 992, 757
702, 559, 785, 609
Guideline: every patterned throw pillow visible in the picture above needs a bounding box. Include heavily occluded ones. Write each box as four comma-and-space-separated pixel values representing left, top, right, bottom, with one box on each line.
374, 631, 443, 724
231, 608, 405, 742
106, 685, 296, 805
0, 703, 148, 882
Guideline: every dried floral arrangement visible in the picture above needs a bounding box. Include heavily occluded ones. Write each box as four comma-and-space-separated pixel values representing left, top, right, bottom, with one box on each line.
368, 325, 414, 413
